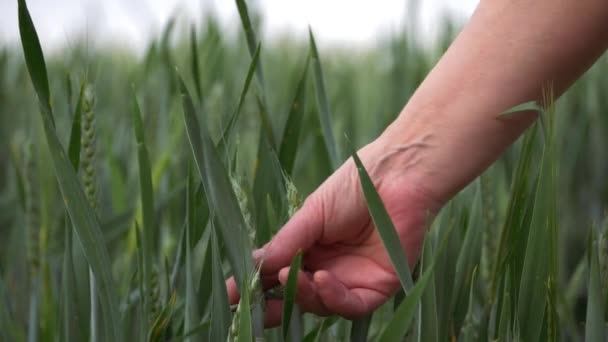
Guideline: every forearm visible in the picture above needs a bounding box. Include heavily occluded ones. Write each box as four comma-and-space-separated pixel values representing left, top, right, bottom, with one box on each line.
382, 0, 608, 203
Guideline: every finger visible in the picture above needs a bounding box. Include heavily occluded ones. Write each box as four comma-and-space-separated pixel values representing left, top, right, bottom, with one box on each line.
227, 276, 239, 304
226, 274, 281, 305
313, 270, 386, 319
278, 267, 330, 316
258, 196, 324, 275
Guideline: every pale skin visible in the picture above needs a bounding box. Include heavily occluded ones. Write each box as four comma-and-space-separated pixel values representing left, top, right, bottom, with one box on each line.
227, 0, 608, 327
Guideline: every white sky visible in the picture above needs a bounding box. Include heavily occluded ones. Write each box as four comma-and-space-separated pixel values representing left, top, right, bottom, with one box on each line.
0, 0, 478, 53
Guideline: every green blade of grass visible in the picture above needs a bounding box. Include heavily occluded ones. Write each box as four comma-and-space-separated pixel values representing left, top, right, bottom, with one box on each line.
27, 276, 40, 342
184, 166, 200, 342
179, 74, 253, 287
65, 74, 73, 114
197, 231, 213, 315
352, 151, 413, 292
34, 65, 123, 342
563, 257, 586, 335
0, 273, 20, 342
68, 80, 86, 170
170, 222, 186, 292
162, 258, 171, 326
585, 234, 606, 342
237, 273, 253, 342
279, 57, 310, 176
64, 97, 84, 340
450, 183, 483, 324
497, 270, 512, 340
500, 101, 542, 117
253, 134, 286, 245
429, 205, 458, 340
209, 222, 230, 342
159, 17, 176, 71
180, 75, 265, 335
147, 293, 177, 342
350, 314, 372, 342
17, 0, 52, 126
301, 317, 338, 342
217, 43, 261, 158
310, 29, 340, 169
492, 126, 538, 296
282, 251, 302, 340
8, 146, 27, 211
602, 222, 608, 321
418, 234, 438, 342
131, 95, 156, 328
191, 183, 209, 247
190, 25, 202, 104
62, 214, 82, 342
428, 206, 460, 339
460, 268, 479, 342
17, 1, 121, 339
134, 222, 145, 339
170, 184, 209, 292
171, 320, 210, 342
378, 211, 453, 342
517, 115, 557, 342
255, 94, 277, 147
377, 253, 437, 341
265, 195, 279, 238
235, 0, 265, 89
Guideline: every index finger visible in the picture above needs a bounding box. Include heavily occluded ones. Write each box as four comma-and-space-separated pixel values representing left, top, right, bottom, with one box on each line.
225, 194, 325, 302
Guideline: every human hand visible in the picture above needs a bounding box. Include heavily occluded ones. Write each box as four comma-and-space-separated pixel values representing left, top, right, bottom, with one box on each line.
226, 133, 442, 327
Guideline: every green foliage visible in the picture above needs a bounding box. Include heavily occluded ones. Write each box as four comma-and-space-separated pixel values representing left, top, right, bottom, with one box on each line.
282, 251, 303, 339
132, 95, 156, 329
3, 1, 608, 340
352, 150, 414, 292
17, 1, 121, 340
310, 29, 341, 169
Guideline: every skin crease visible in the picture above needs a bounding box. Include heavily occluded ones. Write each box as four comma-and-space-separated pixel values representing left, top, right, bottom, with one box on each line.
227, 0, 608, 327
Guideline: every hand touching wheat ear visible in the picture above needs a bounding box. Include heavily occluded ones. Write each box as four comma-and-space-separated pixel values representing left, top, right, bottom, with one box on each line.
227, 140, 440, 327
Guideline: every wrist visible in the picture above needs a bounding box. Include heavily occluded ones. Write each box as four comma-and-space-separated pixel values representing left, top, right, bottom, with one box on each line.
377, 103, 535, 207
371, 118, 445, 212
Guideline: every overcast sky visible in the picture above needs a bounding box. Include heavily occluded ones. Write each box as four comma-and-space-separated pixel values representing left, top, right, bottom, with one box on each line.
0, 0, 478, 53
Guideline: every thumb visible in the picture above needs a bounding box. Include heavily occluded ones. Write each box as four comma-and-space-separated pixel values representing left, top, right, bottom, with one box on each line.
258, 194, 325, 275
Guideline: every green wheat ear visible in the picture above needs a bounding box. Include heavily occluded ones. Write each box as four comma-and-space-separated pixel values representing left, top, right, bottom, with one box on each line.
231, 175, 255, 246
284, 175, 301, 219
23, 141, 40, 277
228, 263, 263, 342
78, 83, 104, 342
149, 265, 161, 317
80, 84, 97, 210
23, 140, 42, 342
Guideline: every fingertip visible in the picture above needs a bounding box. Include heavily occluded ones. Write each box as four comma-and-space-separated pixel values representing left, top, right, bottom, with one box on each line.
253, 248, 266, 264
312, 270, 332, 288
259, 198, 323, 274
226, 276, 240, 305
278, 267, 290, 285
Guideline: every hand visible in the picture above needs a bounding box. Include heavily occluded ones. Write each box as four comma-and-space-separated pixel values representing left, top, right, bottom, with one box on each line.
226, 134, 442, 327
